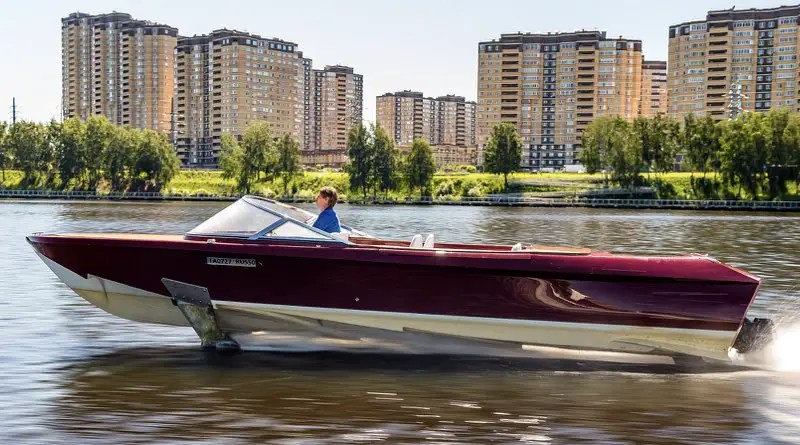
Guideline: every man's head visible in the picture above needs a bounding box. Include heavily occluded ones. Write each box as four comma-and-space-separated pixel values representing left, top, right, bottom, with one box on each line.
315, 186, 338, 210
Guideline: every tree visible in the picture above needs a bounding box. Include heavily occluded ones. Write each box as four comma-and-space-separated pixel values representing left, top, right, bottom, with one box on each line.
0, 121, 8, 183
104, 126, 139, 191
7, 122, 50, 187
578, 125, 604, 176
605, 118, 643, 189
372, 124, 400, 198
133, 130, 179, 190
483, 122, 522, 190
683, 114, 719, 180
404, 138, 436, 197
765, 108, 793, 197
784, 113, 800, 191
767, 108, 792, 166
219, 133, 247, 192
219, 123, 274, 194
275, 133, 302, 196
582, 117, 642, 188
346, 123, 373, 199
241, 122, 275, 183
85, 116, 114, 189
56, 118, 87, 189
651, 115, 681, 176
719, 113, 771, 198
632, 117, 653, 178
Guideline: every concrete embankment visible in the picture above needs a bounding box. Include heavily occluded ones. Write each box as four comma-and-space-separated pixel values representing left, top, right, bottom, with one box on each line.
2, 189, 800, 212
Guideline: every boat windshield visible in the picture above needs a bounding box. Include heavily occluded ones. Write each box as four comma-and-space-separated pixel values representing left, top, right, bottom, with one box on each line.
187, 196, 352, 243
188, 199, 280, 236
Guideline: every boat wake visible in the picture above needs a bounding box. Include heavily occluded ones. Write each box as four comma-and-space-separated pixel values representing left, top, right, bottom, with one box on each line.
767, 320, 800, 372
733, 311, 800, 373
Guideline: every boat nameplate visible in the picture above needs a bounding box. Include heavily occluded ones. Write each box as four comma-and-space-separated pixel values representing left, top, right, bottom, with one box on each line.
206, 257, 257, 268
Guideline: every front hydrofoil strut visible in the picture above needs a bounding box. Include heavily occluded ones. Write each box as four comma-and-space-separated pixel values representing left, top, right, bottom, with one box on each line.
162, 278, 240, 353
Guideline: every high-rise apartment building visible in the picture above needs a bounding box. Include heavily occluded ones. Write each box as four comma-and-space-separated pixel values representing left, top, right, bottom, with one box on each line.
436, 95, 477, 147
174, 30, 306, 167
640, 60, 668, 116
668, 5, 800, 120
375, 91, 476, 148
61, 12, 177, 132
477, 31, 642, 171
174, 31, 362, 168
376, 91, 437, 146
303, 65, 363, 167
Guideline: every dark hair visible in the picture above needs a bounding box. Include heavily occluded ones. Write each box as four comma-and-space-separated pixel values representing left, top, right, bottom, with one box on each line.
318, 186, 338, 208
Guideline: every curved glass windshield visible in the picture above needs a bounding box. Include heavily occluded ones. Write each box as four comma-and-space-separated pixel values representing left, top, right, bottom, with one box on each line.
188, 196, 367, 243
245, 196, 315, 224
188, 199, 280, 236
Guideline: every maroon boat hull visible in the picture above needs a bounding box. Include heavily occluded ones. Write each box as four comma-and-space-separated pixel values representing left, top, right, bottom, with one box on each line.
27, 233, 760, 334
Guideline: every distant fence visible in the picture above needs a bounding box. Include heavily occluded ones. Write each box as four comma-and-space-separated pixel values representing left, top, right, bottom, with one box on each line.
1, 189, 799, 212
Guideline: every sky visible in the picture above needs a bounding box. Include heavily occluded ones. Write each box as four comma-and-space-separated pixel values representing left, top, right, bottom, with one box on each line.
0, 0, 783, 123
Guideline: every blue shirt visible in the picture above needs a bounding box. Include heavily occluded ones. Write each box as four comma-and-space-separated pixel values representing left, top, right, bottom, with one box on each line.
312, 207, 341, 233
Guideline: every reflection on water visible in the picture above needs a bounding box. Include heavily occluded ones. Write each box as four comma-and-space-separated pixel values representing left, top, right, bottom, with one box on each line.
2, 200, 800, 444
51, 349, 765, 445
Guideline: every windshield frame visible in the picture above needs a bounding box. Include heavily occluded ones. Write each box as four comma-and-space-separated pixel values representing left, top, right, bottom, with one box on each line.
186, 196, 352, 245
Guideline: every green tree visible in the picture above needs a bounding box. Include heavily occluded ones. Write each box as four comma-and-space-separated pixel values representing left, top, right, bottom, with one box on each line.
346, 123, 374, 199
578, 127, 604, 176
582, 117, 645, 188
85, 116, 114, 189
652, 115, 681, 175
7, 122, 50, 187
372, 124, 400, 198
404, 138, 436, 197
766, 108, 792, 165
275, 133, 302, 196
632, 117, 653, 178
218, 123, 274, 194
784, 113, 800, 191
606, 118, 643, 189
219, 133, 247, 192
133, 130, 179, 190
241, 122, 275, 183
719, 113, 771, 198
483, 122, 522, 190
683, 114, 720, 179
56, 118, 87, 189
43, 120, 62, 188
0, 121, 9, 183
104, 126, 139, 191
765, 108, 793, 197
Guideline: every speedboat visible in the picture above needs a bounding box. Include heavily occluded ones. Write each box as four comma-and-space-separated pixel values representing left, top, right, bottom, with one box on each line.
27, 196, 774, 363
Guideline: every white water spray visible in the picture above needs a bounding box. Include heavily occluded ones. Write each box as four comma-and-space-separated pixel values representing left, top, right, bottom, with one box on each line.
768, 322, 800, 373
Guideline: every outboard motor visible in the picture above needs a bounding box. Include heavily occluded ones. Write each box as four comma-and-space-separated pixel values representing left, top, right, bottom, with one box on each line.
732, 317, 775, 354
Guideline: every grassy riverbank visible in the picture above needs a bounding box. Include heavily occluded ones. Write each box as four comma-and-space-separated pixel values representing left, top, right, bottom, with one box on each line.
1, 169, 798, 201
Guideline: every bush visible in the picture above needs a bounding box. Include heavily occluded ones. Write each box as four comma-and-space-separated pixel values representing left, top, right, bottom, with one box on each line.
434, 180, 456, 197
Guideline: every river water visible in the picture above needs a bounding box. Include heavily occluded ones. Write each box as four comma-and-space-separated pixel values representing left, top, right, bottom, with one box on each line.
1, 200, 800, 444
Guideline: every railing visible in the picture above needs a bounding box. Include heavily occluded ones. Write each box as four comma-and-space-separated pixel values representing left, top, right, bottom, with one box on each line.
1, 189, 799, 211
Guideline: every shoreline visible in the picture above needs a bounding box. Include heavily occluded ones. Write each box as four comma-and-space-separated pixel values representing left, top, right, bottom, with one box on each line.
2, 190, 800, 212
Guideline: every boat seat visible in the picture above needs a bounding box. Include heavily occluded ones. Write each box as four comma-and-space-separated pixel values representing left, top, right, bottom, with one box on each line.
423, 233, 435, 249
409, 234, 423, 247
511, 243, 523, 251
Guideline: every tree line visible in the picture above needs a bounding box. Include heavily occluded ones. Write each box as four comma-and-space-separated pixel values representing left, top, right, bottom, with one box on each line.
346, 123, 437, 198
0, 116, 179, 191
580, 108, 800, 199
219, 122, 302, 195
346, 122, 525, 197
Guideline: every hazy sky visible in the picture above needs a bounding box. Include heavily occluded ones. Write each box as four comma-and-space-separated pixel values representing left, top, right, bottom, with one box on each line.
0, 0, 780, 123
